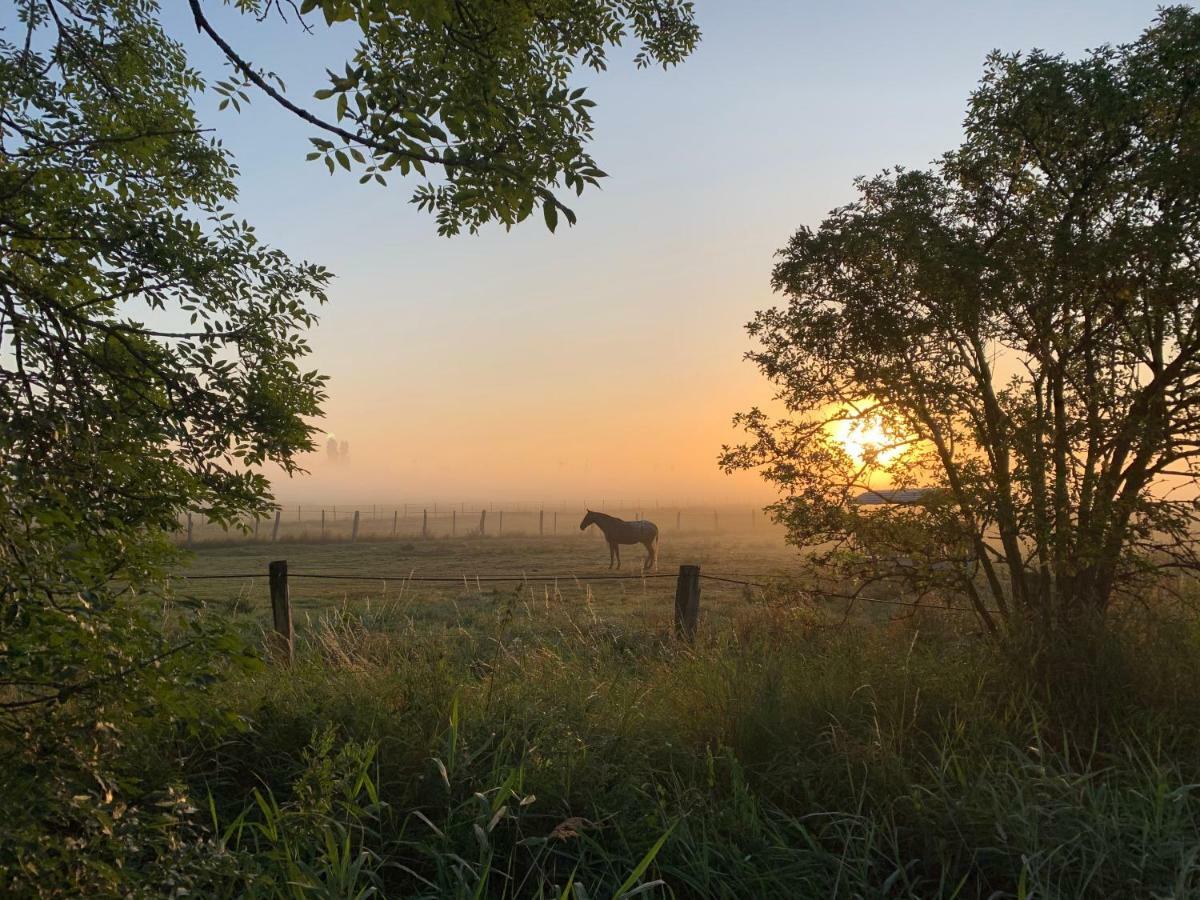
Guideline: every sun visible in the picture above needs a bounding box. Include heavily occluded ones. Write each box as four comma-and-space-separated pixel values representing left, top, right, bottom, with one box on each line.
832, 414, 904, 467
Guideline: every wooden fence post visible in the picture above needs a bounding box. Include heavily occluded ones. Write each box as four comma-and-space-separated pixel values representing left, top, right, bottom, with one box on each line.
540, 509, 544, 536
479, 509, 486, 535
272, 510, 281, 542
321, 509, 326, 538
268, 560, 294, 664
422, 508, 428, 538
351, 510, 360, 542
392, 510, 398, 536
498, 510, 503, 535
674, 565, 701, 641
452, 509, 457, 536
186, 513, 193, 546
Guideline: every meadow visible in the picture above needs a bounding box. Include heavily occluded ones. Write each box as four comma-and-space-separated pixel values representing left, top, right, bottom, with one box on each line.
143, 529, 1200, 898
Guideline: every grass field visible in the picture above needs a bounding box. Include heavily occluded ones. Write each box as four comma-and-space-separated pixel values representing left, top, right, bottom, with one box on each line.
175, 531, 829, 634
7, 531, 1197, 897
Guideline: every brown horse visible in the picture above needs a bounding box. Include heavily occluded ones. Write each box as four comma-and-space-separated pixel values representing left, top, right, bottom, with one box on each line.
580, 510, 659, 571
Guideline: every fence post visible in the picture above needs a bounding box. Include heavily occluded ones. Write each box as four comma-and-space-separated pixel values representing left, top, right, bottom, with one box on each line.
540, 509, 544, 536
452, 509, 457, 536
321, 509, 326, 538
272, 510, 281, 542
187, 513, 193, 546
268, 560, 293, 664
498, 510, 503, 535
392, 510, 398, 536
479, 509, 486, 535
423, 508, 428, 538
674, 565, 701, 641
351, 510, 360, 542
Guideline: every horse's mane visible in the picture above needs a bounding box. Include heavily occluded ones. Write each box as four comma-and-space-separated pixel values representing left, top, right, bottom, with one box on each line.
588, 510, 624, 525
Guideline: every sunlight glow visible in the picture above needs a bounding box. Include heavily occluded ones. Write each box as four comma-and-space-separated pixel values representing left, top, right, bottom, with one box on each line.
832, 414, 905, 467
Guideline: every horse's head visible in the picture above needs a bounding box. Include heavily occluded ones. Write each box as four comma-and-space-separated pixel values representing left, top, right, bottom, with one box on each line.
580, 510, 595, 531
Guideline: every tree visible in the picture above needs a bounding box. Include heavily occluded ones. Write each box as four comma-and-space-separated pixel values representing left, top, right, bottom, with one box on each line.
723, 8, 1200, 635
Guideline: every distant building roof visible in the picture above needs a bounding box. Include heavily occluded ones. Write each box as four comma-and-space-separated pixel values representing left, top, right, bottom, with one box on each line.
852, 488, 935, 506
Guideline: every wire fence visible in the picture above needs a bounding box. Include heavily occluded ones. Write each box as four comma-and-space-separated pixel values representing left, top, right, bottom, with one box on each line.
175, 570, 765, 587
174, 503, 784, 546
171, 565, 996, 616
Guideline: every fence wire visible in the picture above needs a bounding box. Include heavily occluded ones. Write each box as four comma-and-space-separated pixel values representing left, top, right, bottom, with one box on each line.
169, 569, 990, 615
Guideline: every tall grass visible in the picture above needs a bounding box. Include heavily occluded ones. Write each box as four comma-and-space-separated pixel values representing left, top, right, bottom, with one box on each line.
178, 591, 1200, 898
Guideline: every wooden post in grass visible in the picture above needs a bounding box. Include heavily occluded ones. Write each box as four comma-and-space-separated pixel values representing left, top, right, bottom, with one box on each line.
272, 510, 281, 542
674, 565, 701, 642
392, 510, 398, 536
479, 509, 486, 535
452, 509, 457, 536
186, 513, 193, 546
540, 509, 544, 536
351, 510, 360, 542
321, 509, 326, 538
268, 560, 293, 664
498, 510, 503, 535
422, 508, 428, 538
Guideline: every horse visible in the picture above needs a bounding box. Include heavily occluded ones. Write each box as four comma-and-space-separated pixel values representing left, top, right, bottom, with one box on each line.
580, 510, 659, 571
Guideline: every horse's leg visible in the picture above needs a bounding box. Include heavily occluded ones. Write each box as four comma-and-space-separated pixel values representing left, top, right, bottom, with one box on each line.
642, 539, 652, 571
608, 541, 615, 569
614, 543, 621, 569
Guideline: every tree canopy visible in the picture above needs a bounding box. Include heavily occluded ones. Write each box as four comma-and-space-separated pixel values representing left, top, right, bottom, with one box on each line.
724, 7, 1200, 633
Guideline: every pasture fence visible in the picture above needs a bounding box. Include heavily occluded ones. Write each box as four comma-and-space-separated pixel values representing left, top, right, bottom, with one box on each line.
174, 502, 780, 546
175, 559, 995, 664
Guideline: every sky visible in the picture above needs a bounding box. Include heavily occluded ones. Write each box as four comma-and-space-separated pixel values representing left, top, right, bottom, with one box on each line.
166, 0, 1174, 507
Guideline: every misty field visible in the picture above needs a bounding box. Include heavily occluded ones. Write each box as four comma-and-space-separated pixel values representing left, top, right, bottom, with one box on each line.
177, 530, 803, 628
